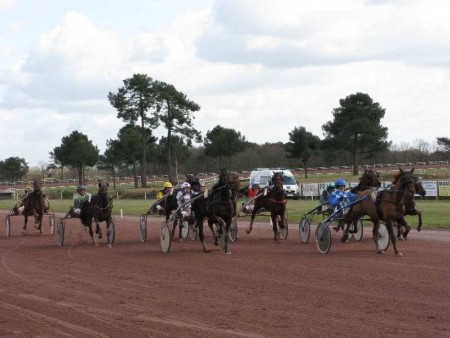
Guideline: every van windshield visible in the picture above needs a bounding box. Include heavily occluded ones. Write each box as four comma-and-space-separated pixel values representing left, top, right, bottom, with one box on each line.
283, 176, 296, 185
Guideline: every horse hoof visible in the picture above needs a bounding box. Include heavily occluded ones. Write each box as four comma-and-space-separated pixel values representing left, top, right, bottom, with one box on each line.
98, 233, 103, 239
246, 228, 252, 234
225, 251, 232, 255
332, 226, 340, 232
107, 244, 112, 249
396, 252, 403, 257
377, 250, 386, 255
203, 249, 210, 253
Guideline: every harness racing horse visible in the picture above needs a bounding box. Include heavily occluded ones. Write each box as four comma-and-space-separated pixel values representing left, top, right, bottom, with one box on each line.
342, 168, 417, 256
339, 169, 382, 239
350, 168, 382, 193
246, 171, 287, 242
394, 175, 426, 239
207, 169, 236, 254
79, 179, 114, 247
13, 178, 46, 233
190, 171, 240, 253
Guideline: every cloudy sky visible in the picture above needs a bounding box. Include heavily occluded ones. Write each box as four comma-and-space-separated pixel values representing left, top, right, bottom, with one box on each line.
1, 0, 449, 167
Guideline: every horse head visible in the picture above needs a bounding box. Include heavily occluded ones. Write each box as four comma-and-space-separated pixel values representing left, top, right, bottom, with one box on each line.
227, 172, 241, 192
272, 172, 284, 190
97, 179, 109, 195
32, 178, 43, 195
415, 179, 426, 197
362, 169, 382, 189
393, 168, 417, 194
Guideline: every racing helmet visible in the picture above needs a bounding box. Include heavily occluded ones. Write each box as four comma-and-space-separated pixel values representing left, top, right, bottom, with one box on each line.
181, 182, 191, 189
326, 183, 335, 191
77, 185, 86, 193
163, 181, 172, 189
335, 179, 346, 187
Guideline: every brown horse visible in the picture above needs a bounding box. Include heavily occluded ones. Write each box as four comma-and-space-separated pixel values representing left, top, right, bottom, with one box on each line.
13, 178, 46, 233
339, 169, 382, 238
395, 177, 426, 239
79, 179, 114, 247
190, 171, 240, 252
350, 168, 382, 193
342, 168, 417, 256
246, 171, 287, 242
206, 169, 237, 254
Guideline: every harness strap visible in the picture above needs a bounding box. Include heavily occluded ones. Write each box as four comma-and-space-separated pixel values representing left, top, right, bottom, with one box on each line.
270, 198, 286, 204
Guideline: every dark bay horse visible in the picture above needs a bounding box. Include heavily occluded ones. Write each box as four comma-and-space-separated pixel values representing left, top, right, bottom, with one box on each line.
342, 168, 417, 256
246, 171, 287, 242
350, 168, 382, 193
190, 171, 240, 253
395, 176, 426, 239
79, 179, 114, 247
339, 169, 382, 238
205, 169, 238, 254
13, 178, 46, 233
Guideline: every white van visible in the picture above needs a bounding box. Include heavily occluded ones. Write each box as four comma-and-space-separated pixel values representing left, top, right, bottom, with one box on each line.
249, 168, 299, 199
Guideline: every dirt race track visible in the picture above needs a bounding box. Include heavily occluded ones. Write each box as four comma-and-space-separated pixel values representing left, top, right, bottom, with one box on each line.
1, 211, 449, 338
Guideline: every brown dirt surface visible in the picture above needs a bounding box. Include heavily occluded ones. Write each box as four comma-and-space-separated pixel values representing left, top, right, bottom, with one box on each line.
1, 210, 449, 338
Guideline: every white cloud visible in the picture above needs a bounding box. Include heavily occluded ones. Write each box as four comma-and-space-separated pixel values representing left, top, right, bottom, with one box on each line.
0, 0, 16, 11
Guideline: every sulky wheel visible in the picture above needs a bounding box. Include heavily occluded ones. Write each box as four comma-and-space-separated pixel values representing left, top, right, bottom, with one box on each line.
107, 217, 116, 245
279, 217, 288, 240
353, 219, 364, 242
160, 221, 171, 253
49, 215, 56, 235
299, 216, 310, 243
57, 219, 65, 246
377, 222, 390, 252
229, 218, 238, 242
5, 215, 11, 237
315, 222, 332, 254
139, 214, 147, 242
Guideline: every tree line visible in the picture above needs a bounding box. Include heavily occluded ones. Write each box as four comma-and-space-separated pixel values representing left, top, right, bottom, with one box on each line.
1, 74, 449, 184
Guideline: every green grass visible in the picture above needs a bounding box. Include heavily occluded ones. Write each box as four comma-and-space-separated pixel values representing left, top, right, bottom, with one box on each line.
1, 198, 448, 230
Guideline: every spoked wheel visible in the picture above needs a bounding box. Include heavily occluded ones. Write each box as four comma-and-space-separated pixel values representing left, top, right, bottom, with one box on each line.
107, 217, 116, 245
139, 214, 147, 242
49, 215, 56, 235
353, 219, 363, 242
229, 218, 238, 242
299, 216, 310, 243
315, 222, 332, 254
279, 217, 288, 240
5, 215, 11, 237
216, 217, 227, 253
57, 219, 65, 246
377, 222, 390, 252
189, 220, 198, 241
160, 221, 171, 253
180, 219, 190, 240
